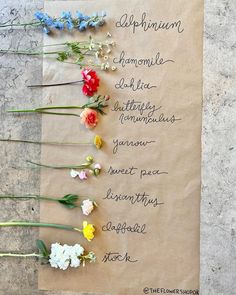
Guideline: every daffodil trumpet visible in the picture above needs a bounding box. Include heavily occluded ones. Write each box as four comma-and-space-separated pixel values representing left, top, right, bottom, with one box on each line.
0, 239, 96, 270
0, 221, 95, 242
0, 135, 103, 149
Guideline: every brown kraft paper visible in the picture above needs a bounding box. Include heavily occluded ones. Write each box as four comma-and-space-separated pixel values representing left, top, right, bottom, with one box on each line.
38, 0, 203, 294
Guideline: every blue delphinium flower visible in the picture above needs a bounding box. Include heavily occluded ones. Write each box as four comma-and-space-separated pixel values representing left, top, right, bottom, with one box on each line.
61, 11, 72, 19
89, 21, 97, 28
34, 10, 106, 33
83, 15, 90, 21
76, 11, 84, 20
43, 15, 54, 27
34, 11, 45, 21
79, 20, 88, 31
43, 27, 50, 34
66, 20, 74, 30
53, 21, 64, 30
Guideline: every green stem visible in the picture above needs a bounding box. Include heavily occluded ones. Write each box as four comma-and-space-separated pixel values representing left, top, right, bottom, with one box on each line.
28, 80, 83, 88
8, 105, 84, 113
35, 106, 83, 111
66, 61, 101, 68
0, 50, 66, 56
7, 105, 88, 117
0, 22, 41, 28
32, 111, 81, 117
0, 221, 79, 232
0, 138, 92, 146
27, 160, 91, 170
8, 110, 81, 117
0, 194, 62, 202
0, 50, 56, 56
0, 252, 43, 258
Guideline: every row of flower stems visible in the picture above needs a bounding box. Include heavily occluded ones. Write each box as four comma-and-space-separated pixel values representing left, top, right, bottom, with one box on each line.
0, 12, 113, 267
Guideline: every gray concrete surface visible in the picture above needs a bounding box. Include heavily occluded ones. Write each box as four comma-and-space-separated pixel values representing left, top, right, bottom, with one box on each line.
200, 1, 236, 294
0, 0, 235, 294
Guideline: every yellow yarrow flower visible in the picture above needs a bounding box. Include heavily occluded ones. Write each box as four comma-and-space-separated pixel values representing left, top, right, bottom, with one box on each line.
94, 135, 103, 149
82, 221, 95, 242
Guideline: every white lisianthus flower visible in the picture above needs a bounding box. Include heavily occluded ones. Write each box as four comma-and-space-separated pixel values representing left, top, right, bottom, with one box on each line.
81, 199, 94, 216
49, 243, 84, 270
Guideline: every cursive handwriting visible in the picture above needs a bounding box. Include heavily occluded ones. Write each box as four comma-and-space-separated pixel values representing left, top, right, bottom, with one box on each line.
140, 169, 168, 179
112, 100, 161, 117
102, 221, 147, 235
104, 188, 164, 208
102, 252, 138, 263
116, 12, 184, 34
118, 112, 181, 125
113, 50, 174, 68
107, 166, 168, 179
108, 166, 138, 176
115, 77, 157, 92
112, 100, 181, 125
113, 138, 156, 154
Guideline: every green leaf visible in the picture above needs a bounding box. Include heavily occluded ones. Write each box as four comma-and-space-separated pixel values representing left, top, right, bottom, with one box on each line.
62, 203, 78, 209
36, 239, 49, 258
70, 43, 82, 54
63, 194, 79, 202
58, 194, 79, 209
57, 51, 69, 62
75, 55, 84, 64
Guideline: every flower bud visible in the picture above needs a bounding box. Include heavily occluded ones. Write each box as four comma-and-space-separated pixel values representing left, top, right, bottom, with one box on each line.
86, 156, 93, 163
93, 168, 101, 176
105, 95, 110, 101
94, 135, 103, 149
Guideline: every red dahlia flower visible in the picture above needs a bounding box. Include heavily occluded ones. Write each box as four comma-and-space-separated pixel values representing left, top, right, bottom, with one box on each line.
82, 68, 100, 96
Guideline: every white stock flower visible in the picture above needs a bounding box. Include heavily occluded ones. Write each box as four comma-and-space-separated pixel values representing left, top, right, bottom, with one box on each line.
81, 199, 94, 216
49, 243, 84, 270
